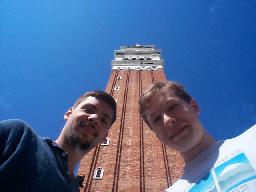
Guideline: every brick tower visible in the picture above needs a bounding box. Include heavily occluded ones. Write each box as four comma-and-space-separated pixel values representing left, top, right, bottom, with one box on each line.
78, 45, 184, 192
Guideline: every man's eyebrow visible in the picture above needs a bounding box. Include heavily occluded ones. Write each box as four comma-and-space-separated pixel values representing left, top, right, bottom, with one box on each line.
83, 104, 112, 122
147, 99, 177, 120
81, 104, 96, 110
165, 99, 176, 104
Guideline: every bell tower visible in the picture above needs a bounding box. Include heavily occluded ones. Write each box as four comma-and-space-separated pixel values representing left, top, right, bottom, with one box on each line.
78, 44, 184, 192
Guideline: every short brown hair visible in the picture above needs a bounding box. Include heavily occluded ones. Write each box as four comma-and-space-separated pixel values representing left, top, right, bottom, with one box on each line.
73, 91, 117, 124
139, 81, 192, 126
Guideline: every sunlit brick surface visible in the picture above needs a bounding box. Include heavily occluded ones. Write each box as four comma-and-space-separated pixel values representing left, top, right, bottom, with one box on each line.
78, 69, 184, 192
78, 46, 184, 192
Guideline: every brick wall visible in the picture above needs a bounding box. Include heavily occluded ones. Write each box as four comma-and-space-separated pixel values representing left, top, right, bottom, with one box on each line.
78, 69, 184, 192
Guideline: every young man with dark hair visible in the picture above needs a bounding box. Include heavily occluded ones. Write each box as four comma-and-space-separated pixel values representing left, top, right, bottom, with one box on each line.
139, 81, 256, 192
0, 90, 116, 192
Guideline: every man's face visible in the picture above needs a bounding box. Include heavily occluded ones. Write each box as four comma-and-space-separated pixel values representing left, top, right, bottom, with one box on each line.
144, 88, 205, 153
64, 96, 113, 151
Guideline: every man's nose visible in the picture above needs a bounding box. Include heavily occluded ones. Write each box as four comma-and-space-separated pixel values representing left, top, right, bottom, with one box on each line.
163, 113, 176, 128
88, 114, 100, 126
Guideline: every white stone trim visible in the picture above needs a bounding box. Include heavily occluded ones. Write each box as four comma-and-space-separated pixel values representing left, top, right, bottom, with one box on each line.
93, 167, 104, 180
112, 45, 163, 70
112, 65, 162, 70
114, 86, 120, 91
101, 137, 110, 146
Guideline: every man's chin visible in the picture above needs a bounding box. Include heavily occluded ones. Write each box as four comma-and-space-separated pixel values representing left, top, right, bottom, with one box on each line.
78, 142, 93, 151
69, 135, 96, 151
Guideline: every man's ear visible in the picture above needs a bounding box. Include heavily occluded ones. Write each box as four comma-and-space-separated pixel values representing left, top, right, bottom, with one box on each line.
190, 99, 200, 114
64, 107, 73, 120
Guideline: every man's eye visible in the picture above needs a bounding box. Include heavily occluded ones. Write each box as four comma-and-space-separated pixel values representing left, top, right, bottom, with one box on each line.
168, 104, 179, 111
84, 107, 95, 114
153, 116, 161, 124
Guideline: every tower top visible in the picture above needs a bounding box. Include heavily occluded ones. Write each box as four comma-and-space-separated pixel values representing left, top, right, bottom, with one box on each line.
112, 44, 164, 70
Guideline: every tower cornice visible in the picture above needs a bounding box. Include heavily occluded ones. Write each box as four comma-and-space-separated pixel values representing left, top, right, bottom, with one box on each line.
112, 44, 164, 70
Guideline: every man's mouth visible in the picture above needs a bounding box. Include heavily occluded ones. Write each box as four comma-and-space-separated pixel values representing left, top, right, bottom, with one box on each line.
69, 119, 98, 150
76, 119, 95, 136
169, 126, 188, 140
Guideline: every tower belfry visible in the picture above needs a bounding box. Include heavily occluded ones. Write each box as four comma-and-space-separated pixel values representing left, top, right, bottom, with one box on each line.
78, 45, 184, 192
112, 44, 163, 71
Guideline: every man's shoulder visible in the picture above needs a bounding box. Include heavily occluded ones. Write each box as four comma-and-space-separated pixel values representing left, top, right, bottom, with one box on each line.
165, 142, 223, 191
0, 119, 35, 133
232, 124, 256, 141
0, 119, 40, 145
165, 178, 190, 192
242, 124, 256, 135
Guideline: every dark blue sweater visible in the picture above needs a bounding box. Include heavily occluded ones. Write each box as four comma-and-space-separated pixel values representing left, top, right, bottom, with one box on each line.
0, 119, 81, 192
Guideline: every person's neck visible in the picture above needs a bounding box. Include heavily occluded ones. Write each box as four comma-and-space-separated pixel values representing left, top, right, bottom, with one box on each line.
55, 136, 87, 178
181, 133, 215, 164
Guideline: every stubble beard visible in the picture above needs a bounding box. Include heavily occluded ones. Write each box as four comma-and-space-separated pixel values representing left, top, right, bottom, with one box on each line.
68, 131, 98, 151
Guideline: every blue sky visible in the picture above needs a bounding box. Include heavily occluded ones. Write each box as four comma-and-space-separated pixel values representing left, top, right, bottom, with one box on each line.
1, 0, 256, 140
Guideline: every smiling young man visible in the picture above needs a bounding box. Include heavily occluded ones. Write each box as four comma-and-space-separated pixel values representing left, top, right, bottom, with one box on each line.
0, 91, 116, 192
139, 81, 256, 192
